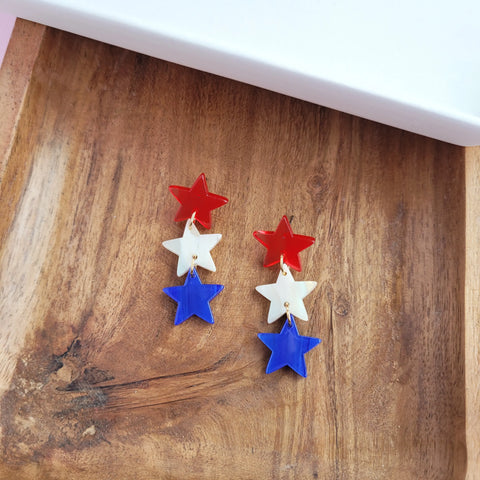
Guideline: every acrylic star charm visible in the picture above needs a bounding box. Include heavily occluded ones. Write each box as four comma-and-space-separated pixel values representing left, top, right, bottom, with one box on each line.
255, 265, 317, 323
253, 215, 315, 271
258, 316, 321, 377
163, 268, 224, 325
162, 221, 222, 276
169, 173, 229, 229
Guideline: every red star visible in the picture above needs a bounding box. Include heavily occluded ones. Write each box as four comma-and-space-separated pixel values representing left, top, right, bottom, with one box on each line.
253, 216, 315, 271
168, 173, 228, 229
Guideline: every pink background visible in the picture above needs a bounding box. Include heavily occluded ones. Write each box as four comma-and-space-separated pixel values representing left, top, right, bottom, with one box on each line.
0, 12, 16, 67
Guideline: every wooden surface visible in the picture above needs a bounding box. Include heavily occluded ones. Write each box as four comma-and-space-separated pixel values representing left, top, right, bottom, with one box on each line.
465, 147, 480, 480
0, 20, 470, 479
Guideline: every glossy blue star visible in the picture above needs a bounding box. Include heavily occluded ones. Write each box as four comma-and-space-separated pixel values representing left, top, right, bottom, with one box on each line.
258, 317, 321, 377
163, 268, 224, 325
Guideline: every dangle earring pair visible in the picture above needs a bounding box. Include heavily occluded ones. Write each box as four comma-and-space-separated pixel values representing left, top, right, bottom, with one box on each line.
162, 174, 321, 377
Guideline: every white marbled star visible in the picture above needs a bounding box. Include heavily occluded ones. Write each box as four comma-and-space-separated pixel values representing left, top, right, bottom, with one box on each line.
256, 265, 317, 323
162, 222, 222, 276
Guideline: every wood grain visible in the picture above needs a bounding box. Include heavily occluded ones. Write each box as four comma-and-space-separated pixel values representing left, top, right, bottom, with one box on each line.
0, 20, 467, 479
465, 146, 480, 480
0, 20, 45, 182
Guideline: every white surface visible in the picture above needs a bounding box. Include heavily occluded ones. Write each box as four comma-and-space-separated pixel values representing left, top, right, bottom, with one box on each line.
0, 12, 15, 68
1, 0, 479, 145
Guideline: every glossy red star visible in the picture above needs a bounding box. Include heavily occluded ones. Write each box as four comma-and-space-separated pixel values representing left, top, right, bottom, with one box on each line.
168, 173, 228, 229
253, 216, 315, 271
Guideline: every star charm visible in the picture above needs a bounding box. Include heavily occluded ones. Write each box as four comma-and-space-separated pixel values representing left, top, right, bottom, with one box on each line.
258, 317, 321, 377
255, 265, 317, 323
169, 173, 228, 229
162, 222, 222, 276
163, 268, 224, 325
253, 215, 315, 271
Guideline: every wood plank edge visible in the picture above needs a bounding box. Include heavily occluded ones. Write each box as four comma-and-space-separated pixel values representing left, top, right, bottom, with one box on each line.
465, 145, 480, 479
0, 18, 46, 180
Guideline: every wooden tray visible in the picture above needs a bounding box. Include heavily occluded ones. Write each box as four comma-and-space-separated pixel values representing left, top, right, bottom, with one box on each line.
1, 20, 478, 480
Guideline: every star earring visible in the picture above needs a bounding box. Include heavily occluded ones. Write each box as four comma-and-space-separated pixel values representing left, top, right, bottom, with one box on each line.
163, 173, 228, 325
254, 216, 321, 377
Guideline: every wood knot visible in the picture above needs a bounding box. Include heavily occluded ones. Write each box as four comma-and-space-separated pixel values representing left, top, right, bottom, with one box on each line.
334, 295, 350, 317
307, 170, 329, 211
307, 173, 325, 191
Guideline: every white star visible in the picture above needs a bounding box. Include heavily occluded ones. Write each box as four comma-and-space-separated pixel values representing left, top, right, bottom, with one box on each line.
162, 222, 221, 276
256, 265, 317, 323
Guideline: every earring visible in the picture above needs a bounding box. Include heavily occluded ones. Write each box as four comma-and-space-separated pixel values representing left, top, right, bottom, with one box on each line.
254, 216, 321, 377
163, 173, 228, 325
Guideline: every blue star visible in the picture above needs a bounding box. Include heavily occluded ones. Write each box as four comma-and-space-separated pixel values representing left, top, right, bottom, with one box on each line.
163, 268, 224, 325
258, 317, 321, 377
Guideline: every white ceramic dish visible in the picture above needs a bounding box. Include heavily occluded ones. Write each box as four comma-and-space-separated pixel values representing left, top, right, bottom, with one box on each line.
1, 0, 479, 146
